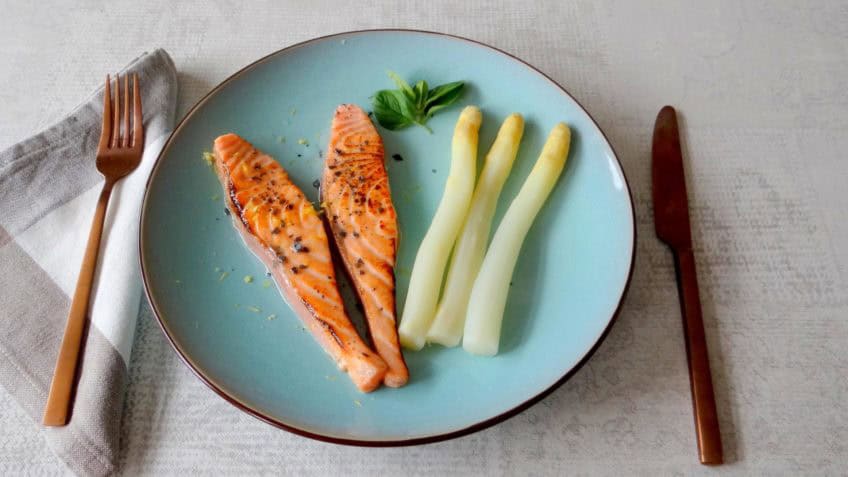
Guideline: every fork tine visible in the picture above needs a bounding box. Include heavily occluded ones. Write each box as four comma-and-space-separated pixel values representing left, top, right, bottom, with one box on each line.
122, 75, 130, 147
111, 75, 121, 148
98, 75, 112, 149
132, 74, 143, 147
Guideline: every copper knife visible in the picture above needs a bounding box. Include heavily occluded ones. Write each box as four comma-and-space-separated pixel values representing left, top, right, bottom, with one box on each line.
652, 105, 723, 465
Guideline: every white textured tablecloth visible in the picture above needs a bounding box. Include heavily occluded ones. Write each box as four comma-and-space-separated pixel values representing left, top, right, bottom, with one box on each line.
2, 1, 846, 475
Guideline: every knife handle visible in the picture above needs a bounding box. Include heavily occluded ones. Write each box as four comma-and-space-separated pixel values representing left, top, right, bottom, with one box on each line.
673, 248, 723, 465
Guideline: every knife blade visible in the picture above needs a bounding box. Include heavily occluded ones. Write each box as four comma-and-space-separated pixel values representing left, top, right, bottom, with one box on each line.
652, 105, 723, 465
652, 106, 692, 249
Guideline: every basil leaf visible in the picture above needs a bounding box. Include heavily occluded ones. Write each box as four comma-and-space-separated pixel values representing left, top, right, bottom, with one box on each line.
414, 80, 429, 110
372, 73, 465, 132
372, 89, 415, 130
388, 71, 416, 103
424, 81, 464, 111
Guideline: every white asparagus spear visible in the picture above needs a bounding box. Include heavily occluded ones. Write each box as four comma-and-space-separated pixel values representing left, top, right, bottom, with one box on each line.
426, 114, 525, 346
463, 123, 571, 356
399, 106, 482, 350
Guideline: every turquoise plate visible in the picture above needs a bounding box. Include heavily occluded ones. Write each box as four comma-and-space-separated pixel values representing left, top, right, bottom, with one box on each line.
140, 30, 635, 445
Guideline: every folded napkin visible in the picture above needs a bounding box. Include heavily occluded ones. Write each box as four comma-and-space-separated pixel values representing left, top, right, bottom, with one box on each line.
0, 49, 177, 476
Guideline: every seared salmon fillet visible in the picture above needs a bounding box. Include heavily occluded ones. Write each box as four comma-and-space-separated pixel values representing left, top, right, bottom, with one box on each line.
321, 105, 409, 387
213, 133, 388, 392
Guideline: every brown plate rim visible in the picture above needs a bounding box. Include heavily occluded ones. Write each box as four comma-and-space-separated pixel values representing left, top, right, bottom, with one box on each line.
138, 28, 637, 446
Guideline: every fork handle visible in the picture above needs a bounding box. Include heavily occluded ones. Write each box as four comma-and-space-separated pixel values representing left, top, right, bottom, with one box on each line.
673, 247, 723, 465
43, 180, 114, 426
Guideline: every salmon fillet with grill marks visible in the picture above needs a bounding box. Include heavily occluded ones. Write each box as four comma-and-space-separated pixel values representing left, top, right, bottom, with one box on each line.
321, 104, 409, 387
213, 133, 387, 392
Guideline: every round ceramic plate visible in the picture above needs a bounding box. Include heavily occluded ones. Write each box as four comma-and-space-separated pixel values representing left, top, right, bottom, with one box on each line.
140, 30, 635, 445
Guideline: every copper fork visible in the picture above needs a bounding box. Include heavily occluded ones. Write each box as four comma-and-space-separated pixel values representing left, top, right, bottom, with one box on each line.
43, 74, 144, 426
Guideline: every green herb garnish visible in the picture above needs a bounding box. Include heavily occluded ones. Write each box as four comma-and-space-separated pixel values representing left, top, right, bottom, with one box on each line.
371, 71, 464, 133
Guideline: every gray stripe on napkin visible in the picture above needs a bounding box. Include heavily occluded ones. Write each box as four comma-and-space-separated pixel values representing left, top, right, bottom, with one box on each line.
45, 328, 127, 477
0, 238, 70, 395
0, 225, 10, 248
0, 236, 127, 476
0, 117, 102, 236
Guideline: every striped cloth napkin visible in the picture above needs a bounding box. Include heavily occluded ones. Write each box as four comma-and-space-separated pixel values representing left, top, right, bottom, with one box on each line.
0, 49, 177, 476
